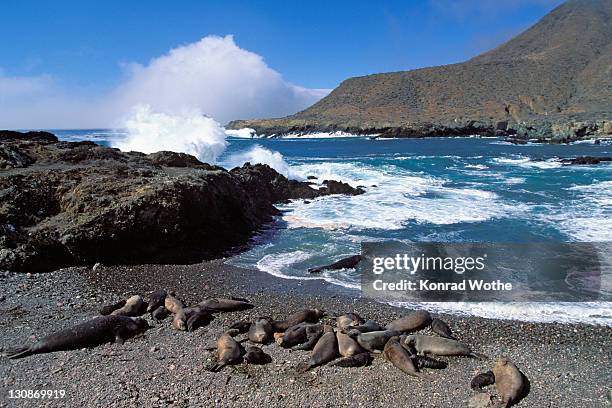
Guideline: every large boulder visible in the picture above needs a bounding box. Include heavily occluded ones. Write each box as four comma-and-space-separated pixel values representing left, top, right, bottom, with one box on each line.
0, 132, 363, 272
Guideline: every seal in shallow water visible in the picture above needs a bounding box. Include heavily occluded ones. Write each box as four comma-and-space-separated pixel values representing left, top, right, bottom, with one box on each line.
6, 315, 149, 359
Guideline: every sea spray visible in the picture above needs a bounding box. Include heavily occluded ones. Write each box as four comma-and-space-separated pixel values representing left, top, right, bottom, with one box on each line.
113, 105, 227, 163
223, 145, 297, 179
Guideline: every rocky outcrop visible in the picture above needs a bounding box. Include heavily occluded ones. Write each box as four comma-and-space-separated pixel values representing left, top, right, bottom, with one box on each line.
228, 0, 612, 143
0, 132, 363, 272
559, 156, 612, 165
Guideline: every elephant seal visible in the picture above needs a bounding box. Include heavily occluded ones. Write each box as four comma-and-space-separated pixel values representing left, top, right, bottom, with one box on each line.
187, 309, 214, 332
211, 333, 243, 372
353, 319, 384, 333
146, 289, 167, 313
278, 323, 322, 348
164, 292, 185, 314
244, 346, 272, 365
383, 337, 430, 380
412, 355, 447, 369
111, 295, 147, 317
471, 370, 495, 391
403, 334, 487, 359
493, 357, 526, 407
297, 325, 338, 372
431, 318, 456, 340
229, 320, 252, 334
248, 318, 273, 344
198, 298, 254, 312
6, 316, 148, 359
336, 313, 364, 332
272, 309, 326, 332
337, 330, 365, 357
99, 299, 126, 315
308, 254, 362, 273
293, 324, 324, 351
386, 310, 432, 332
347, 329, 401, 352
151, 306, 169, 321
331, 352, 372, 368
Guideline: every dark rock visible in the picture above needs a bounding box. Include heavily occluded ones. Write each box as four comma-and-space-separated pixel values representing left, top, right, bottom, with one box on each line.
308, 255, 363, 274
0, 135, 362, 272
320, 180, 365, 196
560, 156, 612, 165
306, 175, 317, 180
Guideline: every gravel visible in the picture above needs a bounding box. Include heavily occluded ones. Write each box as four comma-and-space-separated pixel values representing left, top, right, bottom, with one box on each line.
0, 261, 610, 407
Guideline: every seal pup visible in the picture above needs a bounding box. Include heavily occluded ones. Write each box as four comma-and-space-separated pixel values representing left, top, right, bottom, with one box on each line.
386, 310, 432, 332
308, 254, 362, 273
111, 295, 147, 317
493, 357, 526, 407
337, 330, 365, 357
198, 298, 254, 312
336, 313, 364, 332
353, 319, 384, 333
331, 352, 372, 368
296, 325, 338, 372
99, 299, 126, 315
471, 370, 495, 391
412, 355, 448, 369
430, 318, 456, 340
244, 346, 272, 365
6, 316, 148, 359
383, 337, 430, 379
151, 306, 169, 321
271, 309, 326, 332
146, 289, 167, 313
403, 334, 487, 359
248, 318, 273, 344
210, 333, 243, 372
347, 329, 401, 352
187, 309, 214, 332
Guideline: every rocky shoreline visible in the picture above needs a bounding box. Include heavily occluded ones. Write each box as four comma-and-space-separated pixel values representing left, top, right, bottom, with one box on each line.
0, 131, 363, 272
227, 117, 612, 144
0, 261, 610, 407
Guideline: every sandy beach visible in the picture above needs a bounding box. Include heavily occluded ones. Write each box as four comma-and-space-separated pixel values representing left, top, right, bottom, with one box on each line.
0, 261, 610, 407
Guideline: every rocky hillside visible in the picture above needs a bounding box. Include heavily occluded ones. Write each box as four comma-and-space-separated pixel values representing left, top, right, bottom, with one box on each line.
229, 0, 612, 141
0, 131, 363, 272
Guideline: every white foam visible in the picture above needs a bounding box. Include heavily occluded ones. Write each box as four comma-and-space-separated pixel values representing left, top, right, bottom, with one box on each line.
464, 164, 489, 170
390, 301, 612, 326
492, 156, 562, 169
226, 127, 256, 138
113, 105, 227, 163
281, 162, 528, 230
223, 145, 296, 179
278, 131, 371, 139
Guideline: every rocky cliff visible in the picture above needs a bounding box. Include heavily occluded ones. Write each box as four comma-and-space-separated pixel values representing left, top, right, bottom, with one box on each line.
229, 0, 612, 142
0, 131, 363, 272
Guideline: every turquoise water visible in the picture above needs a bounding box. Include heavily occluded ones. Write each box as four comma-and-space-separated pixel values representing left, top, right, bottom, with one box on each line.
54, 129, 612, 325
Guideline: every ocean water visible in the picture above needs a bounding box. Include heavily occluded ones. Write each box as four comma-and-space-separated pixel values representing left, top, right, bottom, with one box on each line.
53, 129, 612, 325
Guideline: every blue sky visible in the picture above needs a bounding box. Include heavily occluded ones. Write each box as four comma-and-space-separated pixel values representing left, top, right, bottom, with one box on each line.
1, 0, 563, 128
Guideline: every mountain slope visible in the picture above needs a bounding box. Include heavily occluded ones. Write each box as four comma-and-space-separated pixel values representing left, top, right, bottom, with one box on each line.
229, 0, 612, 140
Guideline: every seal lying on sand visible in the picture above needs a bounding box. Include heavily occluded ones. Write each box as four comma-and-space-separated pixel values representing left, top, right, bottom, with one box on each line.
493, 357, 526, 407
146, 289, 167, 313
430, 318, 456, 340
383, 336, 430, 380
165, 293, 188, 331
336, 313, 364, 332
386, 310, 432, 332
347, 329, 401, 352
412, 355, 447, 369
471, 370, 495, 391
308, 255, 362, 273
271, 309, 326, 332
331, 352, 372, 368
244, 346, 272, 365
337, 330, 365, 357
248, 318, 273, 344
297, 325, 338, 372
352, 319, 384, 333
210, 333, 243, 372
198, 298, 254, 312
403, 334, 487, 359
99, 299, 126, 315
6, 316, 149, 359
111, 295, 147, 317
293, 324, 325, 351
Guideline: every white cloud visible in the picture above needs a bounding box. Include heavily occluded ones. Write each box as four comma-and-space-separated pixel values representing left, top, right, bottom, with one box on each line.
0, 35, 329, 129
